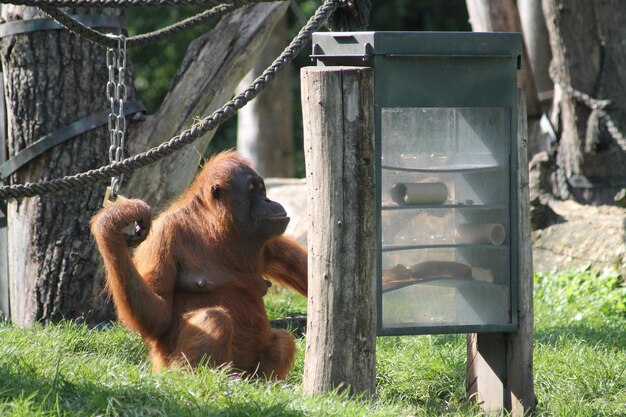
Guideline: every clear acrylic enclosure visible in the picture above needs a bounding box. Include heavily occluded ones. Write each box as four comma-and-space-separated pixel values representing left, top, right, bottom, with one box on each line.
380, 107, 513, 331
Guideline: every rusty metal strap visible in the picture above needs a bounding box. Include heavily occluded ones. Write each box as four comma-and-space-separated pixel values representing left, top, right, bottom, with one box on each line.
0, 100, 144, 180
0, 14, 126, 38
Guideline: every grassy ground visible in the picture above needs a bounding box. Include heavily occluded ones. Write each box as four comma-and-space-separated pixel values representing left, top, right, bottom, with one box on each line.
0, 268, 624, 416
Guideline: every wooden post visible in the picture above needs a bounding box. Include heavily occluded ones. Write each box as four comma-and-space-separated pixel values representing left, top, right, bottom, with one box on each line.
301, 66, 376, 397
507, 90, 536, 415
0, 73, 8, 319
466, 91, 535, 415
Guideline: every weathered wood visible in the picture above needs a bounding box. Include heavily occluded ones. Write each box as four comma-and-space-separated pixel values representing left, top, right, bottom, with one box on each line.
0, 73, 8, 318
542, 0, 626, 204
1, 6, 127, 325
301, 66, 376, 396
507, 91, 535, 416
125, 2, 289, 211
0, 206, 7, 318
465, 91, 535, 416
466, 333, 507, 411
236, 15, 294, 177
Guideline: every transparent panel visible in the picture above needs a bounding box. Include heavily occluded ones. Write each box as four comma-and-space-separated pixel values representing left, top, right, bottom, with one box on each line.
382, 169, 509, 207
379, 107, 512, 331
381, 107, 510, 170
381, 248, 510, 328
381, 208, 509, 247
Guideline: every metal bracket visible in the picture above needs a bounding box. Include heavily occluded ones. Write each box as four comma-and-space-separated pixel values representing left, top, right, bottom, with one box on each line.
0, 100, 145, 180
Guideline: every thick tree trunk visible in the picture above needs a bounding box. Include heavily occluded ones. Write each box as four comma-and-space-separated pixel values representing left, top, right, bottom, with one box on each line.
0, 6, 129, 325
236, 16, 294, 177
542, 0, 626, 204
1, 2, 289, 324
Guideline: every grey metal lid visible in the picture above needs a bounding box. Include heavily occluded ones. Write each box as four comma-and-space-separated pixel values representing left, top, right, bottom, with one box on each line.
312, 31, 523, 58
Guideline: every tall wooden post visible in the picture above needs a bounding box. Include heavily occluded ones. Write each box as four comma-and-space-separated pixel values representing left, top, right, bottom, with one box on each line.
466, 91, 535, 415
0, 73, 7, 318
301, 66, 376, 396
507, 90, 535, 415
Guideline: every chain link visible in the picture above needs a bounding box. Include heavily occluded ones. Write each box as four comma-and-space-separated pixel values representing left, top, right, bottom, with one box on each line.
106, 34, 127, 198
549, 63, 626, 150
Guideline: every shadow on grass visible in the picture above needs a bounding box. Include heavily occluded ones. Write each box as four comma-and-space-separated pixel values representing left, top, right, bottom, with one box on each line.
0, 361, 304, 417
535, 320, 626, 352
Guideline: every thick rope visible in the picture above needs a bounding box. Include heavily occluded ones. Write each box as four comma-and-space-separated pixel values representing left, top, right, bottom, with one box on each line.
549, 63, 626, 150
0, 0, 249, 8
0, 0, 340, 200
40, 3, 241, 48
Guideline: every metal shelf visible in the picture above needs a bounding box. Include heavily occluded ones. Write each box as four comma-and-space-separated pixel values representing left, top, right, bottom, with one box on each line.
381, 163, 503, 173
381, 243, 509, 252
381, 203, 508, 210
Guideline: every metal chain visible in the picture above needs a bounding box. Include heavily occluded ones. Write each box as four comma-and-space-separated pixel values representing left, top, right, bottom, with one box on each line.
0, 0, 340, 200
106, 34, 127, 198
40, 3, 241, 48
549, 63, 626, 150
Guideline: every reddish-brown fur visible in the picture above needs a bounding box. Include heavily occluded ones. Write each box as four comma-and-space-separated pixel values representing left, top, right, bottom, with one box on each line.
91, 151, 307, 378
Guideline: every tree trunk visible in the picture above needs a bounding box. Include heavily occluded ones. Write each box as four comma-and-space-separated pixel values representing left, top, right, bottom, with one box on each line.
125, 2, 288, 210
542, 0, 626, 204
236, 15, 294, 177
465, 0, 542, 153
1, 6, 130, 325
518, 0, 554, 156
518, 0, 552, 106
1, 2, 289, 324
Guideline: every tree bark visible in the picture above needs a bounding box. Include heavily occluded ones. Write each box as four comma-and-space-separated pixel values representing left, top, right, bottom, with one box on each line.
542, 0, 626, 204
1, 6, 131, 325
1, 2, 289, 324
125, 2, 288, 210
236, 15, 294, 177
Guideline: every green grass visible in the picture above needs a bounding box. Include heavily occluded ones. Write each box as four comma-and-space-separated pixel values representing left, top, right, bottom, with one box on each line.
1, 268, 625, 416
533, 267, 626, 416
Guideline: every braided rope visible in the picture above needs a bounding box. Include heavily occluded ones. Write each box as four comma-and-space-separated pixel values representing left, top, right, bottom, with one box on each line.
549, 64, 626, 150
0, 0, 340, 200
0, 0, 248, 8
40, 3, 241, 48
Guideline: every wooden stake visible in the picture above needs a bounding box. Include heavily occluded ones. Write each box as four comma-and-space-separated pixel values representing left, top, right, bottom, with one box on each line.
301, 66, 376, 397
